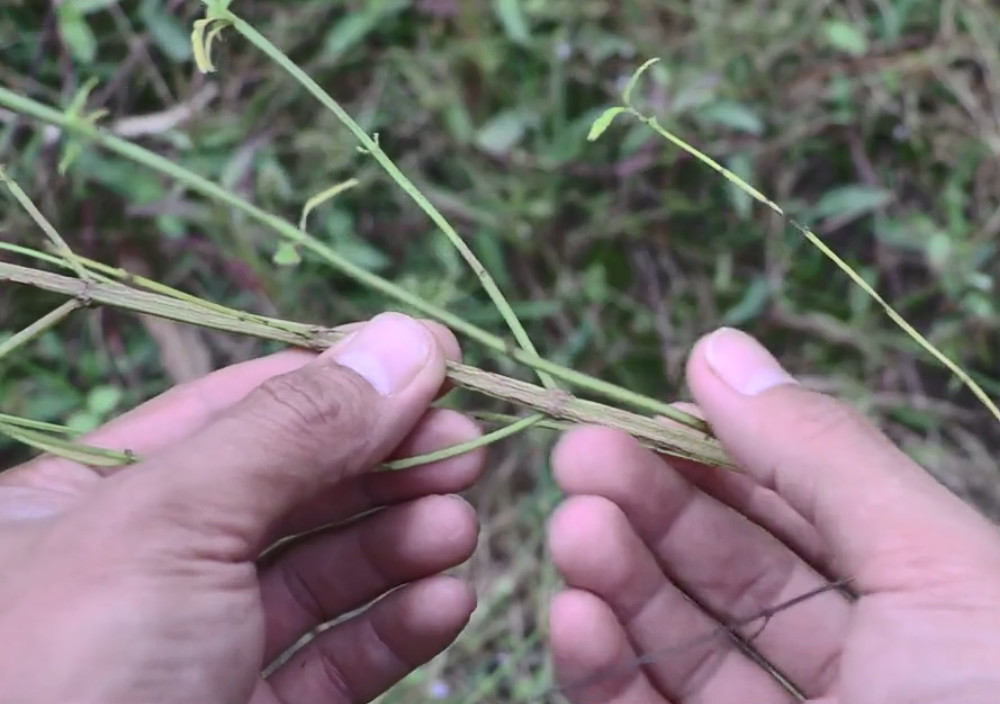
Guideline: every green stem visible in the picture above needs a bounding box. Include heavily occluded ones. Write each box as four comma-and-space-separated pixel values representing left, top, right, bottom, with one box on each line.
0, 299, 82, 361
0, 262, 732, 468
385, 414, 541, 471
231, 15, 558, 391
0, 86, 707, 432
0, 413, 77, 435
0, 166, 91, 281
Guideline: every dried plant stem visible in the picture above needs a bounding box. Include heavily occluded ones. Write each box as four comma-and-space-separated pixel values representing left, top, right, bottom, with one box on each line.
0, 261, 732, 469
0, 86, 708, 434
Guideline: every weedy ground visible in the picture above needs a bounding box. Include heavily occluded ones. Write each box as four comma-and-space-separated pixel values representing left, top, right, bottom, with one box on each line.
2, 0, 1000, 700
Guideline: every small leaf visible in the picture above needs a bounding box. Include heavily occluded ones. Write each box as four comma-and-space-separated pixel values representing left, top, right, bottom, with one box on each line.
272, 243, 302, 267
86, 385, 123, 416
475, 109, 534, 156
587, 106, 627, 142
66, 0, 120, 14
141, 0, 193, 62
696, 101, 764, 135
812, 185, 892, 221
722, 278, 770, 326
192, 17, 230, 73
494, 0, 531, 45
823, 20, 869, 57
623, 57, 660, 105
299, 178, 360, 231
57, 6, 98, 64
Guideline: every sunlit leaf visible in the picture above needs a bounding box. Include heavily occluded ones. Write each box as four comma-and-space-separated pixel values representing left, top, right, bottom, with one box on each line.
587, 106, 627, 142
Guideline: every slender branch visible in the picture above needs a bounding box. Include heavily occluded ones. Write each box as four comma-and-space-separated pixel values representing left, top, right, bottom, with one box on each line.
232, 16, 559, 390
0, 166, 91, 281
0, 261, 733, 469
0, 86, 709, 432
0, 299, 82, 361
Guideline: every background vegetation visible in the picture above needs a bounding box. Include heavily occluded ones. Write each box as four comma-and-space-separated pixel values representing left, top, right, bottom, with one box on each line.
2, 0, 999, 700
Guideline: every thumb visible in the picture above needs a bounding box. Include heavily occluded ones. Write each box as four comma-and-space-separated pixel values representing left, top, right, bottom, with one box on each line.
109, 313, 448, 555
687, 327, 1000, 590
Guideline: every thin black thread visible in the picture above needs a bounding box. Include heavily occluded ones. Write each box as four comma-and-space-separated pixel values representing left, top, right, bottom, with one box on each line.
516, 577, 854, 703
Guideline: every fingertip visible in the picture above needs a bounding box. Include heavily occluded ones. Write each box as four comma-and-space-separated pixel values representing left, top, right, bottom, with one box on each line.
417, 319, 463, 364
551, 426, 642, 490
548, 495, 629, 576
403, 576, 477, 631
550, 589, 639, 697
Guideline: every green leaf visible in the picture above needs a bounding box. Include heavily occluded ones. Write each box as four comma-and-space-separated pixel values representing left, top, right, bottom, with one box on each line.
299, 178, 360, 231
140, 0, 193, 61
587, 106, 627, 142
494, 0, 530, 44
696, 101, 764, 135
57, 6, 98, 63
823, 20, 869, 57
86, 385, 123, 416
726, 152, 754, 220
65, 0, 119, 13
323, 0, 408, 61
722, 278, 770, 326
623, 57, 660, 105
475, 109, 534, 156
812, 185, 892, 221
272, 243, 302, 267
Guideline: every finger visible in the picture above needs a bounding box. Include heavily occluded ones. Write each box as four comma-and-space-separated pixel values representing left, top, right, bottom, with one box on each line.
6, 350, 315, 485
687, 327, 1000, 591
551, 589, 670, 704
549, 496, 796, 703
12, 318, 462, 483
661, 403, 827, 568
266, 576, 475, 704
102, 313, 453, 555
260, 494, 478, 663
274, 409, 485, 537
553, 427, 850, 696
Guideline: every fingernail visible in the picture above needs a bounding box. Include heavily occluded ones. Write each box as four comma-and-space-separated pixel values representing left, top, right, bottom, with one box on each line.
704, 328, 797, 397
331, 313, 431, 395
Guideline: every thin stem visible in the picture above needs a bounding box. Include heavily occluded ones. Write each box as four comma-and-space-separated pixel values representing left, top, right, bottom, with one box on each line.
0, 261, 732, 468
0, 413, 78, 435
623, 105, 1000, 427
0, 86, 706, 431
0, 166, 91, 281
385, 414, 541, 471
0, 299, 82, 361
230, 16, 557, 390
0, 421, 135, 467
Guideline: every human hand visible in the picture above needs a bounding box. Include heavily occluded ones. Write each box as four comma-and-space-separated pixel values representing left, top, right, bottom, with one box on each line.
0, 313, 484, 704
548, 328, 1000, 703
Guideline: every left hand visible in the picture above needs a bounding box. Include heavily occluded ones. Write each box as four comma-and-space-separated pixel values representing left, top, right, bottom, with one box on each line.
0, 313, 484, 704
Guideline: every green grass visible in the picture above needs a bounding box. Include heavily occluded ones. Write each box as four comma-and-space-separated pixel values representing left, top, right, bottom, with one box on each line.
2, 0, 1000, 700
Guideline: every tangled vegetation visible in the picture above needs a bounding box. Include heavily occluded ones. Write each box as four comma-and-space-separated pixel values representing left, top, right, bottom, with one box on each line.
2, 0, 999, 700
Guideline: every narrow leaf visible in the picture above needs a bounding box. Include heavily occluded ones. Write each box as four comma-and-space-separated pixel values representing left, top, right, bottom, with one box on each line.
299, 178, 360, 231
587, 106, 627, 142
272, 242, 302, 267
623, 57, 660, 106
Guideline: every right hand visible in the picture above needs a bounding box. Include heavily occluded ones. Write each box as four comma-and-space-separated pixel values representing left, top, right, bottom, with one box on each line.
548, 327, 1000, 703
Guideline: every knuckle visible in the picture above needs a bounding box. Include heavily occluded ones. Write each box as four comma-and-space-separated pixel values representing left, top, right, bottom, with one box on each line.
787, 391, 873, 446
245, 364, 378, 461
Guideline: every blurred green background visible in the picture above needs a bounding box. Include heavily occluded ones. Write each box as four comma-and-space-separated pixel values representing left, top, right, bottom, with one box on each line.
2, 0, 999, 700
